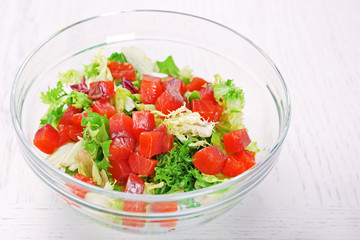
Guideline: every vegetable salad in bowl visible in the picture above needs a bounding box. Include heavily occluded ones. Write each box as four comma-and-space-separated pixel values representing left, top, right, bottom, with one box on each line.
33, 46, 259, 195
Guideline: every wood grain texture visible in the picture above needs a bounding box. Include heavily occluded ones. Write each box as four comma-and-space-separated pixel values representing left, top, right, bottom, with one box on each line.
1, 0, 360, 239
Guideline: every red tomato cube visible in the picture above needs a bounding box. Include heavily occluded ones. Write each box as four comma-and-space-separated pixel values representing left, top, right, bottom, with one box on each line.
70, 111, 88, 126
109, 137, 135, 161
124, 173, 145, 194
132, 110, 156, 139
109, 113, 134, 138
222, 154, 247, 177
223, 129, 251, 153
107, 61, 136, 80
58, 105, 82, 125
57, 124, 83, 146
153, 124, 168, 134
191, 99, 223, 122
235, 149, 256, 170
140, 80, 164, 104
74, 173, 96, 185
128, 152, 158, 175
186, 77, 208, 92
138, 131, 165, 158
33, 124, 59, 154
155, 89, 186, 114
88, 81, 115, 100
192, 146, 228, 175
57, 124, 71, 146
108, 158, 132, 186
162, 134, 174, 153
92, 100, 116, 119
142, 74, 162, 84
198, 86, 217, 104
162, 76, 186, 95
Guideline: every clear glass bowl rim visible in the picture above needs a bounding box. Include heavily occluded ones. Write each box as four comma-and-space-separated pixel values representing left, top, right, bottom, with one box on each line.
10, 9, 291, 203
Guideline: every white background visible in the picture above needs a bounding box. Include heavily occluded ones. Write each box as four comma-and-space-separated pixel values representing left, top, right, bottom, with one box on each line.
1, 0, 360, 239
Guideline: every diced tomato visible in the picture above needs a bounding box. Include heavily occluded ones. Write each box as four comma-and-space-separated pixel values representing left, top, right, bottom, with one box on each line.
155, 89, 186, 114
162, 134, 174, 153
142, 74, 162, 84
153, 124, 167, 134
92, 100, 116, 118
74, 173, 96, 185
70, 111, 88, 126
109, 137, 135, 161
128, 152, 158, 175
124, 173, 145, 194
222, 154, 246, 177
58, 105, 82, 125
132, 110, 156, 139
107, 61, 136, 80
108, 158, 131, 186
223, 129, 251, 153
186, 77, 208, 92
109, 113, 134, 139
57, 124, 83, 146
57, 124, 71, 146
150, 202, 178, 228
192, 146, 228, 175
198, 86, 217, 104
88, 81, 115, 100
140, 80, 163, 104
138, 131, 165, 158
235, 149, 256, 170
162, 76, 186, 95
191, 99, 223, 122
33, 124, 59, 154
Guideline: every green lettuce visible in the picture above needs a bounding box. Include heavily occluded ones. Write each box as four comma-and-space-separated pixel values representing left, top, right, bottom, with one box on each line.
245, 141, 260, 153
156, 56, 180, 78
113, 87, 136, 115
108, 52, 127, 62
81, 110, 112, 175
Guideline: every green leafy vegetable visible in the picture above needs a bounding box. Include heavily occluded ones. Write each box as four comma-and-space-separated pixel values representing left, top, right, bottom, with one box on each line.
156, 56, 180, 78
58, 69, 83, 85
108, 52, 128, 62
83, 62, 100, 78
41, 81, 66, 104
245, 141, 260, 153
153, 140, 206, 194
81, 110, 112, 175
113, 88, 136, 115
187, 90, 201, 104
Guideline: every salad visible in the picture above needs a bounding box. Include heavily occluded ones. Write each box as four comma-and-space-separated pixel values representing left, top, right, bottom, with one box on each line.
33, 47, 259, 196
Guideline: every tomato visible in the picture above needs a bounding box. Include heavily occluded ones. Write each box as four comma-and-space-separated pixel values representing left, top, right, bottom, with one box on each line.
128, 152, 158, 175
192, 146, 228, 175
198, 86, 217, 104
162, 134, 174, 153
66, 183, 88, 199
153, 124, 167, 133
108, 158, 131, 186
138, 131, 165, 158
57, 124, 83, 146
162, 76, 186, 95
70, 111, 88, 126
191, 99, 223, 122
34, 124, 59, 154
57, 124, 71, 146
132, 110, 156, 139
150, 202, 178, 228
109, 137, 135, 161
222, 154, 246, 177
74, 173, 96, 185
155, 89, 186, 114
235, 149, 256, 170
140, 79, 163, 104
107, 61, 136, 80
124, 173, 145, 194
58, 105, 82, 125
109, 113, 134, 139
223, 129, 251, 153
142, 74, 162, 84
92, 100, 116, 118
88, 81, 115, 100
186, 77, 208, 92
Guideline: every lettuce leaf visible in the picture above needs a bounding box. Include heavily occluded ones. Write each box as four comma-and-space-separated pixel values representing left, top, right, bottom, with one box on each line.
156, 56, 180, 78
108, 52, 127, 62
245, 141, 260, 153
113, 87, 136, 115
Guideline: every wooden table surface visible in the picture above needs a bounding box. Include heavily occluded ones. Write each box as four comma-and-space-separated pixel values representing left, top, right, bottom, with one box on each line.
1, 0, 360, 239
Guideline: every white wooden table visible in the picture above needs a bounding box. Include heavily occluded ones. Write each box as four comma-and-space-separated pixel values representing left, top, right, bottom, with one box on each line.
1, 0, 360, 239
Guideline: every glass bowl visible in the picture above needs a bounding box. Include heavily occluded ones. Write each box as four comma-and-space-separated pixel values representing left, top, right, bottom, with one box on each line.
10, 10, 290, 234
